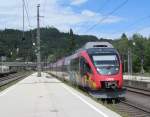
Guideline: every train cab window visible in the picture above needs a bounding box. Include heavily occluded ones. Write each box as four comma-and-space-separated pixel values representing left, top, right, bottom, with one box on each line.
80, 58, 92, 76
91, 54, 120, 75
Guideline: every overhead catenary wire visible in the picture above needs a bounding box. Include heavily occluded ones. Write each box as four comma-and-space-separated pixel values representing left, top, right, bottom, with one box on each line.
127, 23, 150, 36
42, 0, 47, 26
24, 0, 32, 28
23, 0, 35, 42
105, 15, 150, 39
84, 0, 128, 33
110, 15, 150, 36
21, 0, 37, 61
83, 0, 111, 29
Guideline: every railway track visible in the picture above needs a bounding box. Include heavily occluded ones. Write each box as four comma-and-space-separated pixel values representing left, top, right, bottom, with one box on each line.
0, 71, 32, 87
112, 100, 150, 117
111, 86, 150, 117
98, 93, 150, 117
124, 86, 150, 96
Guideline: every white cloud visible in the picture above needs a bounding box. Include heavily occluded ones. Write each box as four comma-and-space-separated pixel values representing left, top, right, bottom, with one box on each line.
126, 26, 150, 38
98, 33, 122, 39
0, 0, 123, 38
99, 26, 150, 39
70, 0, 88, 6
81, 10, 96, 17
137, 27, 150, 37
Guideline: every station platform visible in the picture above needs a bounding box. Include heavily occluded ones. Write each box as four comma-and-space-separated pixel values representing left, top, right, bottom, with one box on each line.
0, 72, 121, 117
123, 75, 150, 91
123, 75, 150, 82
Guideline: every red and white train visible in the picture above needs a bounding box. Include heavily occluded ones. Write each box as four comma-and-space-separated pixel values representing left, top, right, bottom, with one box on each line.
50, 42, 126, 98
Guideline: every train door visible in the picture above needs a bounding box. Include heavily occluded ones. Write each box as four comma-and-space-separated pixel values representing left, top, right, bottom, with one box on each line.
70, 58, 79, 85
79, 57, 92, 88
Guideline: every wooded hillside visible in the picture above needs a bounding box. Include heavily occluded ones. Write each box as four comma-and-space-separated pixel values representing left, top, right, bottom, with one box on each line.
0, 27, 149, 73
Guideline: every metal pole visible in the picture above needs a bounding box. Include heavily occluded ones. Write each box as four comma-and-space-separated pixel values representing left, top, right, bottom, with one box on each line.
22, 0, 25, 38
124, 59, 126, 73
141, 55, 144, 74
128, 48, 132, 75
127, 49, 130, 75
37, 4, 41, 77
130, 49, 132, 75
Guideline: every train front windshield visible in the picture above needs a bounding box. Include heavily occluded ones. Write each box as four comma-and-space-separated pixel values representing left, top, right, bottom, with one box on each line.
92, 54, 120, 75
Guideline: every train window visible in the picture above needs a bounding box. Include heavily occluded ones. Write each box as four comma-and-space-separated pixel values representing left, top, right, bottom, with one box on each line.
70, 58, 79, 71
91, 54, 120, 75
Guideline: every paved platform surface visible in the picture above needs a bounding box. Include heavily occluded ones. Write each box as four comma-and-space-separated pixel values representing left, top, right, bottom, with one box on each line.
0, 72, 121, 117
123, 75, 150, 82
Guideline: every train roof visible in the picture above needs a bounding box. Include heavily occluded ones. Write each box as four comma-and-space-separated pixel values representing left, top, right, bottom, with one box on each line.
75, 42, 114, 53
83, 42, 113, 49
55, 42, 117, 65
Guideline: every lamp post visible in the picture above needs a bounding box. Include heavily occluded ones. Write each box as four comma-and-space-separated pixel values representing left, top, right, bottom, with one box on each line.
141, 52, 144, 74
124, 59, 126, 73
132, 42, 144, 74
127, 48, 132, 75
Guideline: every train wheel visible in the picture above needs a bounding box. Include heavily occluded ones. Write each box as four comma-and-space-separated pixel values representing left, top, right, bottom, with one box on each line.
114, 98, 120, 104
101, 98, 106, 104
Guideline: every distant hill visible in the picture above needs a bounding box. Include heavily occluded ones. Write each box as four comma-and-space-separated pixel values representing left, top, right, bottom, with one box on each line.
0, 27, 110, 61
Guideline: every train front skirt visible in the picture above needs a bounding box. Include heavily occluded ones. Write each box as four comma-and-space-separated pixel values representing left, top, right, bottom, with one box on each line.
88, 88, 126, 99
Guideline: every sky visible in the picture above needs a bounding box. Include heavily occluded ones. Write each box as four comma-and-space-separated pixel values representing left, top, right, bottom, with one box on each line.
1, 0, 150, 39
